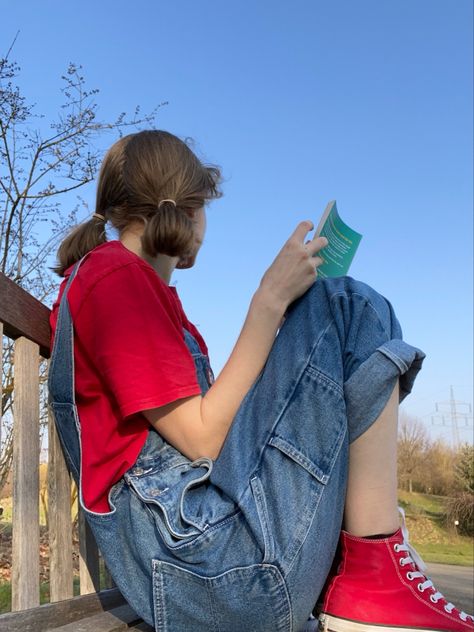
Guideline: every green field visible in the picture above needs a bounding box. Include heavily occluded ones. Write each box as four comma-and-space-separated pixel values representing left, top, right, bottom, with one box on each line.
398, 490, 473, 567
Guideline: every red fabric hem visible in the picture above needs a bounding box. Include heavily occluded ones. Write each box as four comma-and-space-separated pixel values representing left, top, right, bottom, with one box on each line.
120, 386, 203, 419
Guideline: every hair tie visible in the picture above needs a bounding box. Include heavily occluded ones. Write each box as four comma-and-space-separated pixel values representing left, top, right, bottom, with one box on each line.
158, 199, 177, 209
92, 213, 106, 222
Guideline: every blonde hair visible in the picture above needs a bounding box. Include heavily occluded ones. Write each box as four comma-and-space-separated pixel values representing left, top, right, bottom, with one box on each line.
51, 130, 222, 276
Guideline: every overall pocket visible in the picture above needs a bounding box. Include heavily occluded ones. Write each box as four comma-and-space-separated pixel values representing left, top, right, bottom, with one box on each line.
125, 456, 213, 545
267, 364, 346, 486
152, 559, 292, 632
260, 365, 348, 572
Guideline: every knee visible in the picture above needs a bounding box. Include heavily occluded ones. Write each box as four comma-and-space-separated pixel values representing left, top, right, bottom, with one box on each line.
317, 276, 400, 338
318, 275, 382, 302
286, 275, 402, 345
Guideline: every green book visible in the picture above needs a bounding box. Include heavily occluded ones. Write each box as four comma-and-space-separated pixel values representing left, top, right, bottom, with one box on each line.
314, 201, 362, 278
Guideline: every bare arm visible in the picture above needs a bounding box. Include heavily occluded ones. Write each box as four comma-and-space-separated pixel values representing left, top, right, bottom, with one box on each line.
143, 222, 327, 461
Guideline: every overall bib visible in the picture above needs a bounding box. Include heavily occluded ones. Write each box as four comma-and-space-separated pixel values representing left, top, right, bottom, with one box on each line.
48, 254, 425, 632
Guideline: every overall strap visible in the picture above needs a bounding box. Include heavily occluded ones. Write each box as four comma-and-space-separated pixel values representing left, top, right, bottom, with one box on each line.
48, 255, 90, 405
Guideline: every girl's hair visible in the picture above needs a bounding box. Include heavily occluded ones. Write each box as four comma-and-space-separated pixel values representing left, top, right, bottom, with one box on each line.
51, 130, 222, 276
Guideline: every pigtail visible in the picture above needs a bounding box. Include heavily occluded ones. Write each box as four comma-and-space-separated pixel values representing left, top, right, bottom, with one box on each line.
50, 215, 108, 277
140, 202, 195, 260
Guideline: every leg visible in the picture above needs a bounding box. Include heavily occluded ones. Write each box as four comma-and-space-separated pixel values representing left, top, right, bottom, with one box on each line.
320, 388, 474, 632
344, 379, 399, 536
209, 276, 426, 630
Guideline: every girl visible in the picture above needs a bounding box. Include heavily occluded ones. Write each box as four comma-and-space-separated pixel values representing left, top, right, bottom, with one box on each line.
48, 130, 472, 632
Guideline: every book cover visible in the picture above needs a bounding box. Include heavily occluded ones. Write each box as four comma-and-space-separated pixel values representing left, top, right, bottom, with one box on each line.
314, 200, 362, 278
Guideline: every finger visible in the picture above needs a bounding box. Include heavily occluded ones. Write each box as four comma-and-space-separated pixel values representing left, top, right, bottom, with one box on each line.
313, 256, 324, 267
311, 228, 329, 243
291, 220, 314, 243
311, 232, 328, 246
306, 236, 328, 256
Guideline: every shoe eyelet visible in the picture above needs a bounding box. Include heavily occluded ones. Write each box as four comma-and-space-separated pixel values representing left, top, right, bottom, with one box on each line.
430, 595, 439, 604
399, 558, 405, 566
406, 572, 413, 580
393, 544, 400, 552
417, 583, 425, 593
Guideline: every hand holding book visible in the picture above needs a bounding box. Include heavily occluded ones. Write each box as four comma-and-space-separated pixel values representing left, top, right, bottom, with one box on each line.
259, 204, 361, 323
313, 201, 362, 278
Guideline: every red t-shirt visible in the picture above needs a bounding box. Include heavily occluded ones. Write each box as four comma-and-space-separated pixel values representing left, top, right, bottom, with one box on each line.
49, 240, 208, 513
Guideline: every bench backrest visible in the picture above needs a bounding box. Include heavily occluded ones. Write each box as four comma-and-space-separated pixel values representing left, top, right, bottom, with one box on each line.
0, 271, 105, 611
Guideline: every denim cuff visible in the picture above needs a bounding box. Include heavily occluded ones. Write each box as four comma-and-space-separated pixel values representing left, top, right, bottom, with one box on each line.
344, 338, 426, 443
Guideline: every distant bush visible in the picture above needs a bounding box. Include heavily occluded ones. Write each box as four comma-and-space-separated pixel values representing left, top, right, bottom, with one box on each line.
454, 444, 474, 494
444, 492, 474, 536
443, 444, 474, 536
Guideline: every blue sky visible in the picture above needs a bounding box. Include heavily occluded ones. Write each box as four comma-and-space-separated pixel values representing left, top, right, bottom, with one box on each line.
3, 0, 473, 444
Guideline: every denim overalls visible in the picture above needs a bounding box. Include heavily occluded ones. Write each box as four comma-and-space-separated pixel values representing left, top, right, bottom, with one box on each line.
48, 254, 425, 632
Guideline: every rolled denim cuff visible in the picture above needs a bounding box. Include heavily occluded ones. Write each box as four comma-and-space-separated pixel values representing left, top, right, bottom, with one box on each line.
344, 338, 426, 443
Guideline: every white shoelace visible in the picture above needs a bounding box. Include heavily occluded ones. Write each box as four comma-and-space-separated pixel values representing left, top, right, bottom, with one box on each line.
396, 506, 474, 623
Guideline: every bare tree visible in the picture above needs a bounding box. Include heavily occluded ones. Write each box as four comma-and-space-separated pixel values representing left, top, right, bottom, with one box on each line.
420, 439, 457, 496
397, 413, 430, 493
0, 50, 164, 491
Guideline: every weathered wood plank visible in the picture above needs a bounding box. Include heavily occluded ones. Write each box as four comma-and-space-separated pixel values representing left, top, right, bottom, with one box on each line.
48, 396, 74, 602
0, 272, 51, 359
0, 588, 126, 632
0, 322, 3, 461
47, 604, 143, 632
78, 506, 100, 594
11, 337, 40, 611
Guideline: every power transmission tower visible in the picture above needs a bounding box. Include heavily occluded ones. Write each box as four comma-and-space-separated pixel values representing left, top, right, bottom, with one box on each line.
431, 385, 473, 448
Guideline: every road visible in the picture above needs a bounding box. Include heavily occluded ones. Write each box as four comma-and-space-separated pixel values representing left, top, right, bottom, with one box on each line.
427, 563, 474, 616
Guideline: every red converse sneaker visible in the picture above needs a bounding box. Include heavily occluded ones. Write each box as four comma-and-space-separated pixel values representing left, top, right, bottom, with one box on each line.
319, 509, 474, 632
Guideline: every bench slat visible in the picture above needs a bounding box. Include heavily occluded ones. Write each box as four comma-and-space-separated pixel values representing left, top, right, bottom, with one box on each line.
0, 322, 3, 463
11, 337, 40, 611
0, 588, 126, 631
0, 272, 51, 359
48, 400, 74, 602
78, 507, 100, 593
47, 603, 143, 632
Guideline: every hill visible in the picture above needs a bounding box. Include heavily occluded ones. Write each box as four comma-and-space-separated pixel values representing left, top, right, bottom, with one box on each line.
399, 491, 473, 566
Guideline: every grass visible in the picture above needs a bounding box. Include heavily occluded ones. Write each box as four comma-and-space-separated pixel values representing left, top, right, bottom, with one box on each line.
398, 490, 446, 516
0, 575, 100, 614
398, 490, 473, 567
415, 541, 474, 567
0, 582, 9, 614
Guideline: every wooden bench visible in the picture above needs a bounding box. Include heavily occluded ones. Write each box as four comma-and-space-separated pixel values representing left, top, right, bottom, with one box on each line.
0, 271, 153, 631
